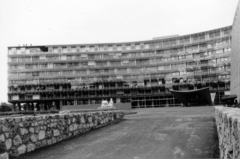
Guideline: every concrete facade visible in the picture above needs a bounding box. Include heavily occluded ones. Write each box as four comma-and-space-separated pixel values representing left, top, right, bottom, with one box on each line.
231, 0, 240, 102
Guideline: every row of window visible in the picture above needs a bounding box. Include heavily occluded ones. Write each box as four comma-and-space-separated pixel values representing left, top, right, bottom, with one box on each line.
8, 47, 231, 64
9, 64, 230, 78
8, 34, 230, 55
8, 56, 231, 71
9, 71, 230, 87
9, 75, 231, 93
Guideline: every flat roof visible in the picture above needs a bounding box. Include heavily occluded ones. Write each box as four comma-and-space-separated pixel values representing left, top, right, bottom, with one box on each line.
8, 26, 232, 49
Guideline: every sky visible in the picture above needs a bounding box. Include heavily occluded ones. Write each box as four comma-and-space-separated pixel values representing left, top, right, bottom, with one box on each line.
0, 0, 239, 103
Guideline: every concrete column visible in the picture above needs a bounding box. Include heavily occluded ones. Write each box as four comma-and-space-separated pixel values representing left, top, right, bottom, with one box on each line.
36, 102, 40, 111
31, 102, 34, 111
205, 32, 209, 40
166, 100, 169, 107
59, 100, 63, 110
13, 103, 16, 112
116, 98, 120, 103
18, 103, 21, 111
74, 100, 77, 106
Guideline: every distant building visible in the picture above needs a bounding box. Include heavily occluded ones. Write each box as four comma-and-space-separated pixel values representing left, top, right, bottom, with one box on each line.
7, 26, 232, 110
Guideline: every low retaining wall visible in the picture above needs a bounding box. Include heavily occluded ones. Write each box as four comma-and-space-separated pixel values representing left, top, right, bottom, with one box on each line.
0, 110, 124, 158
215, 106, 240, 159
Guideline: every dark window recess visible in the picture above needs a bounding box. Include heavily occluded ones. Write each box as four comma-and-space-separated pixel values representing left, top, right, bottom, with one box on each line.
32, 72, 39, 77
39, 46, 48, 52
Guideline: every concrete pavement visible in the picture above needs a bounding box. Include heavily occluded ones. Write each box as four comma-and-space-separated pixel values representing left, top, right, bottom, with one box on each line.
18, 106, 219, 159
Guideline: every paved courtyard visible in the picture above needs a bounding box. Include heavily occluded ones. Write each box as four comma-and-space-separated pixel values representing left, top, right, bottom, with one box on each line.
18, 106, 219, 159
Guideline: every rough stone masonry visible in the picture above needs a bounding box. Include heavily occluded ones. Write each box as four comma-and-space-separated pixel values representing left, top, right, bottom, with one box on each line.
215, 106, 240, 159
0, 110, 124, 158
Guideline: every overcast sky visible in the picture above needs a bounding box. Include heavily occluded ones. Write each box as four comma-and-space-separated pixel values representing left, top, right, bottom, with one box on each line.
0, 0, 238, 103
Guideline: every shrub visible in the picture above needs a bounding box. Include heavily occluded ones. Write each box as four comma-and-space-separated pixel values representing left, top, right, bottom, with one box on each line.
0, 102, 12, 112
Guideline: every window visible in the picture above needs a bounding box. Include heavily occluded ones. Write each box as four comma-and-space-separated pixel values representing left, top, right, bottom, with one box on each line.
62, 70, 73, 75
10, 65, 18, 69
9, 72, 18, 77
39, 55, 46, 60
67, 55, 74, 60
104, 46, 108, 51
48, 71, 59, 76
54, 63, 66, 68
90, 46, 95, 52
163, 39, 176, 47
151, 58, 162, 63
108, 45, 113, 51
32, 56, 40, 61
158, 66, 164, 70
62, 47, 67, 53
193, 53, 200, 59
67, 62, 79, 68
192, 33, 205, 42
94, 46, 99, 51
53, 48, 58, 53
9, 48, 17, 55
179, 55, 186, 60
201, 60, 208, 66
223, 29, 231, 36
71, 47, 76, 53
32, 72, 39, 77
186, 55, 192, 59
172, 72, 179, 76
75, 70, 87, 75
117, 68, 128, 73
164, 65, 170, 70
46, 55, 59, 61
47, 63, 53, 68
131, 68, 141, 73
180, 71, 186, 76
88, 54, 96, 60
135, 44, 140, 49
10, 57, 18, 62
25, 64, 33, 69
88, 61, 96, 66
19, 56, 31, 62
58, 47, 62, 53
131, 44, 135, 50
209, 31, 221, 39
39, 64, 47, 68
117, 45, 122, 51
199, 44, 207, 50
40, 72, 46, 76
216, 49, 223, 54
179, 36, 190, 44
48, 48, 53, 53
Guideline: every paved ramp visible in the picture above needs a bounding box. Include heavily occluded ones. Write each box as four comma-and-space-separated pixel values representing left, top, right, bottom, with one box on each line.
19, 106, 219, 159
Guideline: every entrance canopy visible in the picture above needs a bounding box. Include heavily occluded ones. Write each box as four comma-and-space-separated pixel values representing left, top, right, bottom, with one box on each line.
221, 95, 237, 101
170, 87, 212, 106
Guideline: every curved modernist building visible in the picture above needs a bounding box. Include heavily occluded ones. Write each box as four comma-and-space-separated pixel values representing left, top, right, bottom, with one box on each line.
8, 26, 232, 110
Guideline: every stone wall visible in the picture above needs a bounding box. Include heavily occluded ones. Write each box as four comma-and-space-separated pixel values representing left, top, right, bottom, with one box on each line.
0, 110, 124, 158
215, 106, 240, 159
